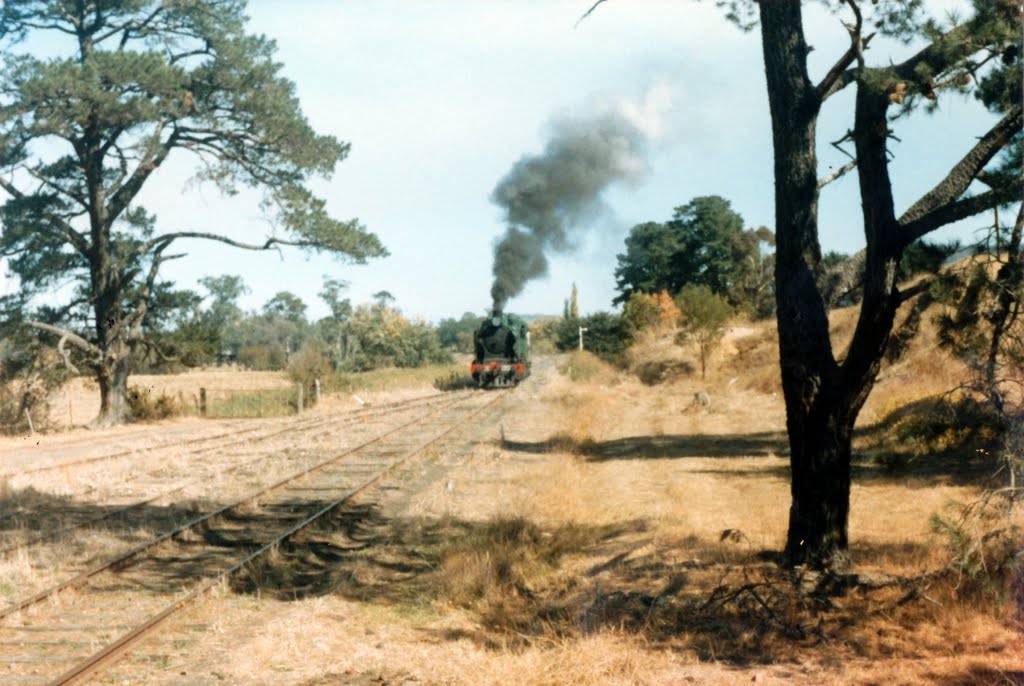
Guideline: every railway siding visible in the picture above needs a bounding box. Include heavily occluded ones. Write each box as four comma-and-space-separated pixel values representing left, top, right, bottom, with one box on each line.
0, 390, 503, 685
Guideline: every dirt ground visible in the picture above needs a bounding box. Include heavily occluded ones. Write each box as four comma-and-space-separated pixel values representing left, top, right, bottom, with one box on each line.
2, 354, 1021, 685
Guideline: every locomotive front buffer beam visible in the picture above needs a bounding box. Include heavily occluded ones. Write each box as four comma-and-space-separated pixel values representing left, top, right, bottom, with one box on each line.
470, 361, 526, 388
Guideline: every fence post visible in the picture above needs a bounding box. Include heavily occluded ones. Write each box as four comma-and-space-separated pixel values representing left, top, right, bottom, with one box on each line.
314, 378, 321, 404
24, 408, 34, 436
199, 387, 207, 417
258, 391, 263, 418
296, 383, 304, 414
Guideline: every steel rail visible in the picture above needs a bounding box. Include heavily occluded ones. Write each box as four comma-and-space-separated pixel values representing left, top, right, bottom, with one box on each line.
0, 392, 476, 620
0, 391, 475, 554
2, 390, 473, 479
46, 392, 503, 686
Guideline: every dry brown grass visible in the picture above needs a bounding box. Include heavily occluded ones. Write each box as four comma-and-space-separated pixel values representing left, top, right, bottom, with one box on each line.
45, 369, 294, 428
378, 354, 1019, 683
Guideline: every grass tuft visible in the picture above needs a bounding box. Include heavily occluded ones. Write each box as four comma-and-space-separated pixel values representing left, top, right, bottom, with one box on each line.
437, 516, 595, 606
433, 370, 476, 392
559, 351, 616, 384
203, 387, 297, 418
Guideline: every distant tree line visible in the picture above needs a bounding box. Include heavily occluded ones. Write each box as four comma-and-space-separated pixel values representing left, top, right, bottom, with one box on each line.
136, 275, 453, 373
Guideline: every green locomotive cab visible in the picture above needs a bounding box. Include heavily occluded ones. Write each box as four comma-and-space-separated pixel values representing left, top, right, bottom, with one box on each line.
470, 310, 531, 388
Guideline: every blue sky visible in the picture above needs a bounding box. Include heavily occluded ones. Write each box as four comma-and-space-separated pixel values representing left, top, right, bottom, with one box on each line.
1, 0, 1004, 323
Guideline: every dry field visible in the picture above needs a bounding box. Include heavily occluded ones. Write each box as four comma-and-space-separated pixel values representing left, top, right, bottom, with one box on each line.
0, 319, 1021, 685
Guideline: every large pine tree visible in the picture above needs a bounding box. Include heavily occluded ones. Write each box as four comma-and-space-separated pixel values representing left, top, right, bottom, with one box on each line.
0, 1, 387, 425
755, 0, 1021, 568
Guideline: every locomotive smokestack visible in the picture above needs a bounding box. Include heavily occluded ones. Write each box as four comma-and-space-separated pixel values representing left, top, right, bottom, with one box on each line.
488, 86, 673, 311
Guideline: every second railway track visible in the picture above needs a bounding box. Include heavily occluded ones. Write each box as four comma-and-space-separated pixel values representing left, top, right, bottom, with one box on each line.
2, 390, 475, 480
0, 390, 504, 685
0, 391, 477, 553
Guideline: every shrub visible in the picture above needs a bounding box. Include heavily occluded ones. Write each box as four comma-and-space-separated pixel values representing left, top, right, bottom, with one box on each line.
930, 487, 1021, 604
879, 394, 1004, 459
0, 338, 71, 434
287, 339, 332, 404
676, 284, 732, 379
557, 312, 630, 363
126, 386, 184, 421
437, 516, 597, 606
622, 290, 681, 333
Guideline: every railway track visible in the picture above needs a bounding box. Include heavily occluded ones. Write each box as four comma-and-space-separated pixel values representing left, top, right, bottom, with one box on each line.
0, 390, 503, 685
0, 391, 477, 548
2, 390, 472, 480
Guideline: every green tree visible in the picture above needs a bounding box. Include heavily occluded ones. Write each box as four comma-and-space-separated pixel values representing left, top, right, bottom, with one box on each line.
138, 284, 217, 369
319, 278, 353, 323
262, 291, 307, 324
317, 277, 353, 367
373, 290, 396, 306
613, 197, 774, 313
0, 0, 387, 425
437, 312, 480, 353
675, 284, 732, 380
621, 292, 662, 334
613, 221, 677, 304
556, 311, 628, 362
254, 291, 309, 359
200, 275, 249, 330
344, 301, 450, 371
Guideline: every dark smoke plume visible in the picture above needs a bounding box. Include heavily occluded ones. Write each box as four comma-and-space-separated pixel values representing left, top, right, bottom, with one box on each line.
489, 109, 650, 310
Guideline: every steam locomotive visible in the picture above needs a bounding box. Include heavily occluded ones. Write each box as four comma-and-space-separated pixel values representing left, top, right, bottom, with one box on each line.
471, 311, 531, 388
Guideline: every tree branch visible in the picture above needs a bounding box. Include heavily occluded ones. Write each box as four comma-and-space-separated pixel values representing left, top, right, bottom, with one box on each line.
816, 0, 875, 102
899, 105, 1023, 234
901, 182, 1024, 245
134, 230, 304, 258
125, 242, 184, 342
818, 159, 858, 189
24, 164, 88, 210
56, 334, 80, 373
27, 321, 101, 358
104, 124, 177, 225
890, 21, 974, 86
0, 175, 90, 255
819, 248, 866, 308
575, 0, 608, 28
897, 278, 933, 304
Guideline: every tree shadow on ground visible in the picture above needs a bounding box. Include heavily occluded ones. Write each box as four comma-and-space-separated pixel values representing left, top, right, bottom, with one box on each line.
0, 485, 206, 559
230, 503, 1016, 668
502, 432, 788, 461
2, 483, 1013, 671
502, 429, 1000, 487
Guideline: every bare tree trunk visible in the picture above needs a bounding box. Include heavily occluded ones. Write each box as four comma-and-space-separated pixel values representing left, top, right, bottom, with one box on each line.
783, 393, 855, 568
95, 353, 133, 426
761, 2, 857, 570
